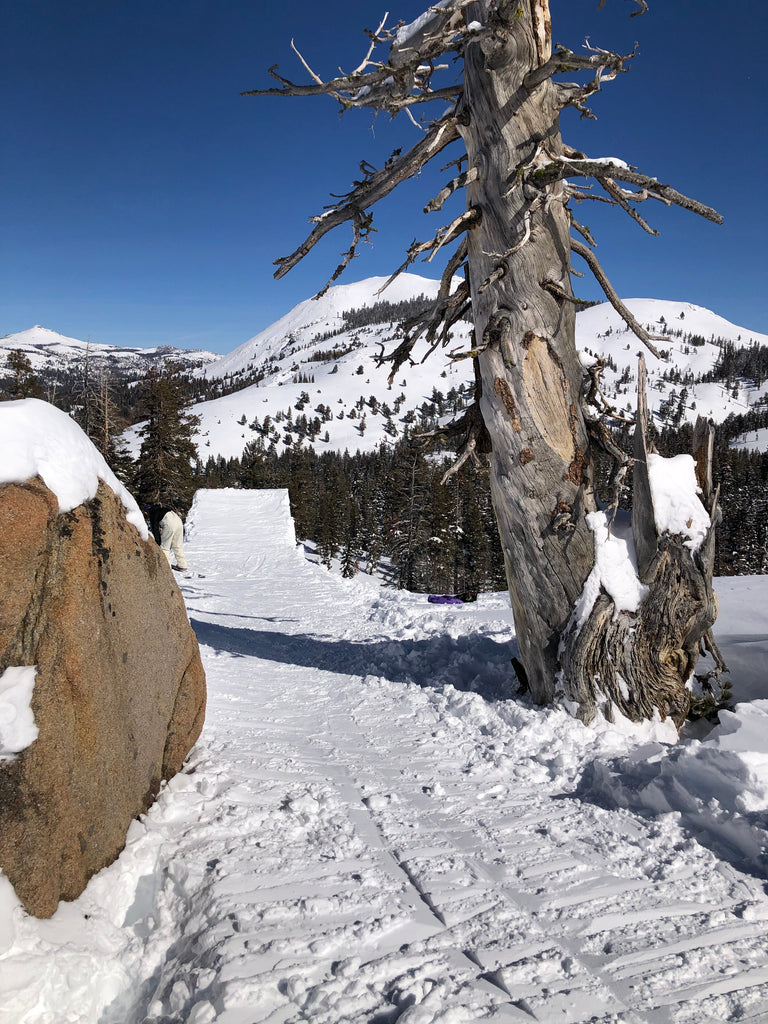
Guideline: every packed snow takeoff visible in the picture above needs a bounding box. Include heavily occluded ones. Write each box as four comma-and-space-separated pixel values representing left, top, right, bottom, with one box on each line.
2, 488, 768, 1023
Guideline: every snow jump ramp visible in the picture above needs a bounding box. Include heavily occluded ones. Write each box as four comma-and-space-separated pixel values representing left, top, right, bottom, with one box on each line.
185, 487, 304, 576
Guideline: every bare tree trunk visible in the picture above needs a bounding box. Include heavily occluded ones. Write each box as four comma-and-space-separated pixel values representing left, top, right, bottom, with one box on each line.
250, 0, 723, 726
559, 362, 721, 725
459, 0, 718, 724
459, 0, 596, 703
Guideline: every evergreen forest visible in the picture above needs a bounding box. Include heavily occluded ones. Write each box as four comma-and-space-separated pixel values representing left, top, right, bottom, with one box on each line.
3, 325, 768, 590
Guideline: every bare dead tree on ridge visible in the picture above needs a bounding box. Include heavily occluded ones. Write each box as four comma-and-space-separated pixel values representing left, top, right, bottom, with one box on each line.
244, 0, 726, 726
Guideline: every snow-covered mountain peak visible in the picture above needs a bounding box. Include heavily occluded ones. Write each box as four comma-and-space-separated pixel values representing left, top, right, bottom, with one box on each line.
201, 273, 450, 381
577, 298, 768, 350
1, 325, 219, 373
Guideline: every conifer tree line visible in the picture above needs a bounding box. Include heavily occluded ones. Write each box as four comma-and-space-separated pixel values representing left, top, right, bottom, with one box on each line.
199, 437, 508, 594
3, 339, 768, 585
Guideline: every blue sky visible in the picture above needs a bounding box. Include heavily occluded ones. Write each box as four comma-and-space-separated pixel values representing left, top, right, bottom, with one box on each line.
2, 0, 766, 353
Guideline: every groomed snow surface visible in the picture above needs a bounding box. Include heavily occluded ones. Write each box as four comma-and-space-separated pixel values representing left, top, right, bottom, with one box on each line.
2, 490, 768, 1024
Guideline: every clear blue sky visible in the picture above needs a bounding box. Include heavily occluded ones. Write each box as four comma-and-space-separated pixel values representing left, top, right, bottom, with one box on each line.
2, 0, 766, 353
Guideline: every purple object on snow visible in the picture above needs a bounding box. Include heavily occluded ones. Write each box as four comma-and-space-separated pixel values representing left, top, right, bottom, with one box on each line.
428, 594, 464, 604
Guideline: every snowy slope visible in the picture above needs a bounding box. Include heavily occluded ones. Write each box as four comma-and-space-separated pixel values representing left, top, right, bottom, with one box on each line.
2, 488, 768, 1024
576, 298, 768, 425
202, 274, 454, 381
125, 274, 475, 460
1, 325, 218, 374
123, 279, 768, 463
576, 298, 768, 351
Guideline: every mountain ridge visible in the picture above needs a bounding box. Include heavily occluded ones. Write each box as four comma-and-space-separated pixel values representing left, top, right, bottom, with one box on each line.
5, 275, 768, 459
1, 325, 218, 373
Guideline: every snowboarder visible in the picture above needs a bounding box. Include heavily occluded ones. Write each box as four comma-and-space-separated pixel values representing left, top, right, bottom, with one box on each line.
146, 504, 188, 571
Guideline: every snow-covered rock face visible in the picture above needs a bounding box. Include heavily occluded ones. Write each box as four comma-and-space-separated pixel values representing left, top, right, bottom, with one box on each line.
0, 475, 206, 919
122, 278, 768, 463
0, 398, 147, 538
0, 406, 206, 918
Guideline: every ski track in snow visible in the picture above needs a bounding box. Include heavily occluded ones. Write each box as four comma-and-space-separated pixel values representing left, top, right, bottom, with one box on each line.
2, 489, 768, 1024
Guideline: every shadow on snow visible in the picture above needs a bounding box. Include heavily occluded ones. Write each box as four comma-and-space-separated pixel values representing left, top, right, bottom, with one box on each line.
190, 616, 519, 702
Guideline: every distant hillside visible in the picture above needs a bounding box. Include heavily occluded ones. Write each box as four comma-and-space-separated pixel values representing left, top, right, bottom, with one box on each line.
7, 280, 768, 463
576, 298, 768, 427
8, 280, 768, 580
0, 325, 218, 377
121, 277, 768, 462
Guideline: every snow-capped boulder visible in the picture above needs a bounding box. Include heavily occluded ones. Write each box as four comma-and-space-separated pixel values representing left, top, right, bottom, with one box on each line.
0, 403, 205, 918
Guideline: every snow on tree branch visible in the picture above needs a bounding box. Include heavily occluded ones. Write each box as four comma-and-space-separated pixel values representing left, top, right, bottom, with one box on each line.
533, 158, 723, 225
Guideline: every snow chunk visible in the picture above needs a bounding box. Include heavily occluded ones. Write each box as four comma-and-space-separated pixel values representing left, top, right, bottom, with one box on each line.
580, 700, 768, 874
560, 156, 630, 169
572, 511, 648, 631
0, 398, 148, 539
394, 0, 453, 48
708, 701, 768, 812
0, 666, 38, 759
647, 452, 710, 552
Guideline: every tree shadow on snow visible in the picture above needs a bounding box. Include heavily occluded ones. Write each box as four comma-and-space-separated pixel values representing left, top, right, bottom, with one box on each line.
189, 617, 519, 702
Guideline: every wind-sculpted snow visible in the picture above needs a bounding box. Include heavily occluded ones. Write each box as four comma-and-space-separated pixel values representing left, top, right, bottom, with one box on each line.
1, 489, 768, 1023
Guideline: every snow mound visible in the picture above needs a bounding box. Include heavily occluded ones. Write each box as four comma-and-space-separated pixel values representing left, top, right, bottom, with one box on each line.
647, 452, 710, 551
0, 398, 147, 539
185, 487, 297, 554
578, 699, 768, 877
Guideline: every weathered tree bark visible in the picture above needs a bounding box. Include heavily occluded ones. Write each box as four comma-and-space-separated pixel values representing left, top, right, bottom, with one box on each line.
559, 360, 720, 726
459, 0, 598, 703
458, 0, 718, 722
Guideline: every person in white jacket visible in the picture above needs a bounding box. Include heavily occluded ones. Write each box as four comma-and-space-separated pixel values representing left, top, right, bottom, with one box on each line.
146, 504, 188, 571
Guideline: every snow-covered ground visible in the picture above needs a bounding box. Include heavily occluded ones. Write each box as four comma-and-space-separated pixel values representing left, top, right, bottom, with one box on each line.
2, 488, 768, 1024
730, 427, 768, 454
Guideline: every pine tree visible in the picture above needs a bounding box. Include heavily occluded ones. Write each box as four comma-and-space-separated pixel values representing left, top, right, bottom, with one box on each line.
386, 444, 433, 591
3, 349, 43, 399
132, 362, 200, 513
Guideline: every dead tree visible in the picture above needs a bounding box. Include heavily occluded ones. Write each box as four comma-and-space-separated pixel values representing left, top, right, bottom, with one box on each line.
245, 1, 725, 726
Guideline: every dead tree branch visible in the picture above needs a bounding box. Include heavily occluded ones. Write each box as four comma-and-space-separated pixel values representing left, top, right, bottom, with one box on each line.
415, 356, 490, 485
524, 44, 635, 92
315, 210, 368, 299
598, 175, 658, 234
270, 114, 460, 282
598, 0, 649, 15
533, 158, 723, 224
424, 167, 479, 213
569, 213, 596, 247
378, 271, 471, 384
244, 1, 479, 117
570, 238, 664, 357
375, 209, 478, 294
